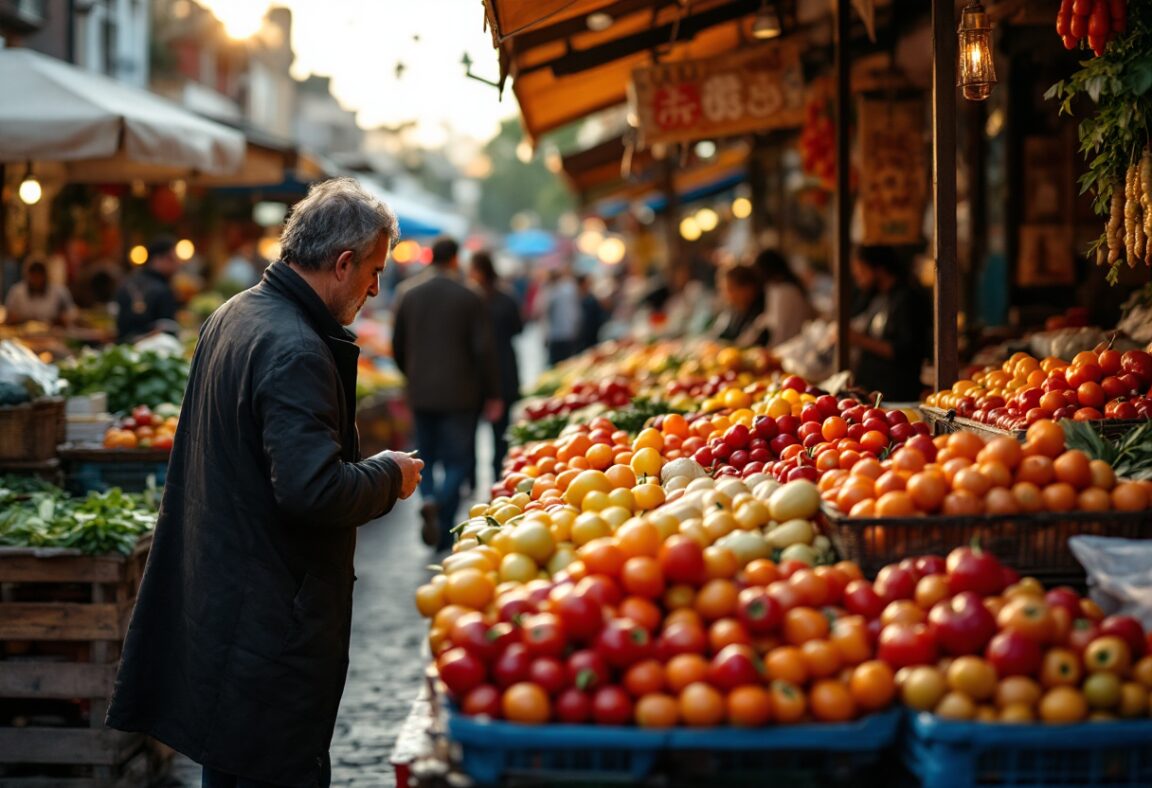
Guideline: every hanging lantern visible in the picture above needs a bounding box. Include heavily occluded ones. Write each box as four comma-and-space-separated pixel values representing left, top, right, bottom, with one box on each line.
957, 3, 996, 101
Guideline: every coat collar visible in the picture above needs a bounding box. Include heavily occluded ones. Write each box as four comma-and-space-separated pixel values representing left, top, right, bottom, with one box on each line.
261, 260, 355, 343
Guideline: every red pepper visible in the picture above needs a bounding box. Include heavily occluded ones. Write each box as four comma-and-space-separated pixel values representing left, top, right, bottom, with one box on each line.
1057, 0, 1074, 36
1063, 32, 1080, 49
1070, 12, 1088, 38
1072, 0, 1092, 15
1089, 0, 1109, 41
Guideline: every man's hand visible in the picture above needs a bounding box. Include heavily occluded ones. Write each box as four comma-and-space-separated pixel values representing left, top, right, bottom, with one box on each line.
379, 450, 424, 499
483, 398, 505, 424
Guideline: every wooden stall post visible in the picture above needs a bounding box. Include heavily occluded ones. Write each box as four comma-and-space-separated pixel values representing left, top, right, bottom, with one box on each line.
834, 0, 852, 375
932, 0, 961, 390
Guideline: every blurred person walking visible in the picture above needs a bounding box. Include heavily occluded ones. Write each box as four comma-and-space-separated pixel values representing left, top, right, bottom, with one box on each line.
393, 237, 502, 552
3, 258, 76, 326
106, 177, 423, 788
468, 251, 523, 483
114, 236, 180, 341
536, 267, 581, 365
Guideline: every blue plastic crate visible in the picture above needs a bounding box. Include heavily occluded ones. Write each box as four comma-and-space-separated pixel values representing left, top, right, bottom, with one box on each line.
903, 711, 1152, 787
445, 706, 901, 786
67, 460, 167, 494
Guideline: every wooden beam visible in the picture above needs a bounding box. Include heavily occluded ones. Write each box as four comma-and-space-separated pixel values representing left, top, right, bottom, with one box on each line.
932, 0, 960, 390
834, 0, 852, 374
0, 603, 124, 641
0, 662, 116, 699
0, 728, 142, 766
0, 553, 126, 584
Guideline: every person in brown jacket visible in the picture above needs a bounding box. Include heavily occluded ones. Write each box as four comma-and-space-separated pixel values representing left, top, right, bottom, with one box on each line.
392, 237, 502, 550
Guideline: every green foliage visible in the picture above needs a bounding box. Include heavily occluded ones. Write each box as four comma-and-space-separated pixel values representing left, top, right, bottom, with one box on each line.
58, 345, 189, 413
1062, 420, 1152, 480
1045, 2, 1152, 283
0, 480, 157, 555
478, 118, 579, 232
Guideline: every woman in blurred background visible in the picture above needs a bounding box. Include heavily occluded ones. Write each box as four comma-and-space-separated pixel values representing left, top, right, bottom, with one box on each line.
754, 249, 813, 347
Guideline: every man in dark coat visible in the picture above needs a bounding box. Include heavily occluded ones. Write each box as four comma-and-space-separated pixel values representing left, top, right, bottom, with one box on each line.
392, 237, 501, 551
115, 236, 180, 341
105, 178, 423, 788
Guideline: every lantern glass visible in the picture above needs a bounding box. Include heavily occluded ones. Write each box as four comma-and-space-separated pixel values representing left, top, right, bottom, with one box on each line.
957, 4, 996, 101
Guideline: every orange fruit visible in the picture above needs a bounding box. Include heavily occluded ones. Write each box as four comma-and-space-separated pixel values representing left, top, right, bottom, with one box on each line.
695, 579, 739, 621
985, 487, 1020, 516
978, 460, 1013, 489
783, 607, 830, 645
850, 660, 897, 711
624, 660, 667, 697
1024, 420, 1065, 458
1016, 455, 1055, 487
907, 471, 948, 513
1011, 481, 1045, 513
635, 693, 679, 728
941, 490, 983, 516
1041, 482, 1077, 512
1053, 450, 1093, 490
1077, 487, 1112, 512
800, 639, 843, 678
1111, 482, 1150, 512
765, 646, 809, 685
875, 491, 915, 517
1088, 460, 1116, 491
953, 467, 992, 498
666, 654, 710, 693
946, 431, 986, 461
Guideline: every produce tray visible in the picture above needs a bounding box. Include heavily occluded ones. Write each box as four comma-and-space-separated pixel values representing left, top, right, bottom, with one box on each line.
444, 706, 901, 786
820, 507, 1152, 587
903, 711, 1152, 787
919, 406, 1149, 441
57, 445, 170, 494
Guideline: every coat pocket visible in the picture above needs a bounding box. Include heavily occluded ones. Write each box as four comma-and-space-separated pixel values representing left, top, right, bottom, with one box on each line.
284, 572, 349, 661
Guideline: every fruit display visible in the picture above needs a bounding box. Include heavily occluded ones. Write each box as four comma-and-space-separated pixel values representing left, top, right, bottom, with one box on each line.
821, 418, 1152, 517
799, 76, 835, 191
1056, 0, 1127, 54
924, 349, 1152, 429
102, 403, 179, 451
687, 381, 930, 484
881, 547, 1152, 725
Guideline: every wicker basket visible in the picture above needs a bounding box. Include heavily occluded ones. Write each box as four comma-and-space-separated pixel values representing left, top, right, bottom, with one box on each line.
0, 397, 65, 462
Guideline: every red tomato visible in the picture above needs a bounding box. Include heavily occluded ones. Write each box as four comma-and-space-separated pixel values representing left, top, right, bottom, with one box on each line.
656, 622, 708, 661
927, 591, 997, 656
736, 587, 783, 634
659, 535, 707, 586
1100, 616, 1147, 659
450, 612, 500, 662
1067, 618, 1102, 654
521, 612, 567, 658
985, 630, 1043, 677
595, 618, 653, 669
492, 643, 533, 689
528, 657, 568, 696
566, 649, 611, 691
843, 579, 886, 620
553, 590, 605, 642
462, 684, 502, 717
554, 687, 592, 723
874, 565, 917, 603
592, 685, 634, 725
708, 644, 765, 691
946, 546, 1006, 597
877, 623, 938, 669
575, 574, 623, 608
437, 647, 487, 697
1044, 587, 1082, 621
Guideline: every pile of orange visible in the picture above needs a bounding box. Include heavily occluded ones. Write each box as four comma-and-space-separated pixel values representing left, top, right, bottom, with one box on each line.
820, 419, 1152, 517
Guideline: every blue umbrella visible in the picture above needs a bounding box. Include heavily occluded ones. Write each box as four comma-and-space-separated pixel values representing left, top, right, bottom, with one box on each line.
398, 214, 443, 238
504, 228, 557, 257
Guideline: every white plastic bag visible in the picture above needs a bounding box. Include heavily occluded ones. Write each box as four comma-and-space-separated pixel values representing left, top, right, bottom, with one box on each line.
1068, 536, 1152, 629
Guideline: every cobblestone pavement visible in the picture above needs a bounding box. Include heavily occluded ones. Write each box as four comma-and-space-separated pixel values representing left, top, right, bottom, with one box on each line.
163, 324, 546, 787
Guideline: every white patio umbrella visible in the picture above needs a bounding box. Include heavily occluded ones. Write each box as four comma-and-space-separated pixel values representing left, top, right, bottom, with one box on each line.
0, 47, 245, 180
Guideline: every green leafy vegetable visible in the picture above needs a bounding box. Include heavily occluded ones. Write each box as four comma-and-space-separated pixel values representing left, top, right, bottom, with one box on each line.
58, 345, 189, 413
1062, 420, 1152, 480
0, 480, 157, 555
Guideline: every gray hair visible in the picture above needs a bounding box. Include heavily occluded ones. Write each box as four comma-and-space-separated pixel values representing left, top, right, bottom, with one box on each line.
279, 177, 399, 271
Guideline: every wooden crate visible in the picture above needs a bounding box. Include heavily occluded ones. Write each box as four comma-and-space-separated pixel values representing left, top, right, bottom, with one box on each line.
0, 536, 172, 788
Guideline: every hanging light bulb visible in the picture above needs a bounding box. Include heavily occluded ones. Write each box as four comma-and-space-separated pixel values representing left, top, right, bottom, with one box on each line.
18, 175, 42, 205
752, 0, 782, 40
957, 2, 996, 101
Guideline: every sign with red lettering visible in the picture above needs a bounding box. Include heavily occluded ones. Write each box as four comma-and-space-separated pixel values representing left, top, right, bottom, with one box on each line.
629, 44, 805, 149
858, 98, 927, 246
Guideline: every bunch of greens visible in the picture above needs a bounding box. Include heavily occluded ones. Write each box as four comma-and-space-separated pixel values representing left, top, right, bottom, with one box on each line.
1062, 420, 1152, 480
59, 345, 189, 413
1046, 1, 1152, 283
506, 398, 685, 448
507, 413, 570, 447
0, 483, 157, 555
603, 398, 687, 435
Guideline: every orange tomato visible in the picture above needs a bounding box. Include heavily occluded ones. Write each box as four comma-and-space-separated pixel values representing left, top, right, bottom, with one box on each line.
678, 682, 726, 727
783, 607, 830, 645
765, 646, 809, 685
726, 685, 773, 727
742, 558, 780, 587
800, 639, 843, 679
809, 679, 857, 722
634, 693, 679, 728
1024, 420, 1066, 458
769, 680, 807, 723
850, 660, 897, 711
621, 556, 666, 598
665, 654, 710, 693
502, 682, 551, 724
624, 660, 666, 697
1041, 482, 1077, 512
615, 519, 661, 558
619, 597, 662, 633
907, 471, 948, 513
709, 618, 753, 652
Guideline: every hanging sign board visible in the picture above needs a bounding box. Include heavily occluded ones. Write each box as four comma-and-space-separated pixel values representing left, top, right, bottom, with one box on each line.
629, 43, 805, 149
858, 98, 928, 246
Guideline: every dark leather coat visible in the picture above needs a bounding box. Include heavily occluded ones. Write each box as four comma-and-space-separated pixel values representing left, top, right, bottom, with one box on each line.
106, 261, 402, 786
